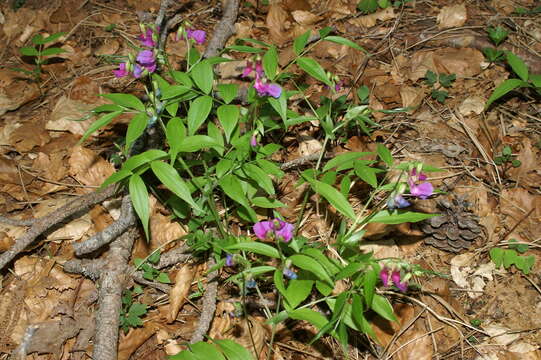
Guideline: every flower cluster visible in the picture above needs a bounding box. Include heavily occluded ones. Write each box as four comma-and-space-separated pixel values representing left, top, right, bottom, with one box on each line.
113, 25, 158, 78
387, 164, 434, 210
242, 58, 282, 98
253, 218, 294, 242
185, 28, 206, 44
380, 266, 410, 292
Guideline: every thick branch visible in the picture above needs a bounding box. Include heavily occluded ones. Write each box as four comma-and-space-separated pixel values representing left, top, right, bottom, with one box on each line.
190, 258, 218, 344
0, 185, 116, 272
73, 195, 136, 256
203, 0, 240, 58
93, 227, 138, 360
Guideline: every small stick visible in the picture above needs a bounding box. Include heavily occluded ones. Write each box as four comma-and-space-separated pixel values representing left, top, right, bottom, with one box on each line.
190, 258, 218, 344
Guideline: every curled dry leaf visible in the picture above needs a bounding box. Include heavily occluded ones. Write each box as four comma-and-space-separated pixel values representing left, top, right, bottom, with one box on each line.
46, 96, 99, 135
167, 264, 196, 323
291, 10, 321, 25
400, 85, 426, 110
408, 48, 483, 81
436, 4, 467, 29
266, 2, 290, 45
349, 7, 395, 28
507, 138, 541, 188
68, 145, 114, 188
459, 96, 485, 116
297, 134, 323, 157
118, 325, 158, 360
0, 69, 40, 117
210, 314, 269, 358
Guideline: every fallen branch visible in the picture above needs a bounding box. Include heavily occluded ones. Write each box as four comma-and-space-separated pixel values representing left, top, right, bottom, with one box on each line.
203, 0, 240, 58
0, 216, 36, 227
73, 195, 136, 256
190, 257, 219, 344
0, 185, 117, 272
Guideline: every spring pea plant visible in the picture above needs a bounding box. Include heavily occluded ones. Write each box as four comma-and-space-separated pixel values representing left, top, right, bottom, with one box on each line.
82, 23, 439, 353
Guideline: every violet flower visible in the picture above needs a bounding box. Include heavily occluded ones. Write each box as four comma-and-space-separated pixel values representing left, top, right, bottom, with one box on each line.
186, 29, 206, 44
391, 270, 408, 292
136, 50, 157, 73
380, 267, 409, 292
138, 28, 155, 48
283, 268, 298, 280
132, 64, 143, 78
254, 78, 282, 98
387, 194, 411, 210
379, 268, 390, 287
113, 62, 129, 78
250, 133, 258, 147
255, 60, 264, 78
242, 61, 254, 78
225, 254, 234, 267
407, 168, 433, 199
253, 218, 294, 242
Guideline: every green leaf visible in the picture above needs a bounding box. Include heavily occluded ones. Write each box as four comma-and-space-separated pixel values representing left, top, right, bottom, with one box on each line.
302, 248, 340, 275
214, 339, 255, 360
425, 70, 438, 86
101, 93, 145, 111
336, 262, 363, 280
191, 60, 214, 94
226, 241, 280, 259
169, 351, 197, 360
371, 294, 397, 322
296, 57, 332, 87
124, 149, 168, 172
285, 280, 314, 308
251, 197, 285, 208
100, 168, 132, 188
79, 110, 122, 143
217, 105, 239, 143
354, 163, 379, 188
188, 95, 213, 135
363, 266, 377, 307
129, 302, 148, 317
263, 46, 279, 80
157, 272, 171, 284
288, 308, 328, 329
125, 113, 148, 150
357, 0, 378, 13
150, 161, 202, 213
351, 294, 376, 338
30, 34, 45, 45
294, 30, 311, 56
242, 163, 275, 195
166, 117, 186, 163
177, 135, 223, 153
274, 269, 287, 298
171, 71, 194, 87
225, 45, 264, 53
309, 180, 356, 220
268, 92, 288, 125
148, 250, 161, 264
219, 174, 250, 208
161, 85, 191, 100
368, 210, 437, 224
324, 36, 365, 52
322, 152, 372, 172
506, 51, 529, 81
129, 174, 150, 240
503, 249, 517, 269
207, 122, 224, 155
376, 144, 393, 166
485, 78, 530, 109
515, 255, 535, 275
438, 73, 456, 88
41, 31, 67, 44
40, 47, 67, 56
190, 342, 226, 360
289, 254, 333, 285
217, 83, 238, 104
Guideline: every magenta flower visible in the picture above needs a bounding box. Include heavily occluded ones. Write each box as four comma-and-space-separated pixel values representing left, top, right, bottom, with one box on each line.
250, 133, 258, 147
253, 219, 294, 242
254, 78, 282, 98
186, 29, 206, 44
136, 50, 157, 73
255, 60, 264, 78
242, 61, 254, 78
391, 270, 408, 292
138, 28, 155, 47
334, 80, 344, 92
407, 168, 433, 199
113, 62, 129, 78
380, 268, 390, 287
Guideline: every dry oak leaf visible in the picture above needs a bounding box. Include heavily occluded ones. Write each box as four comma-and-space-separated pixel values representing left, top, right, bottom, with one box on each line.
507, 138, 541, 188
291, 10, 322, 25
408, 48, 483, 81
436, 4, 467, 29
459, 96, 485, 116
0, 69, 40, 117
167, 264, 196, 323
46, 95, 99, 135
68, 145, 114, 188
267, 2, 291, 45
349, 7, 395, 28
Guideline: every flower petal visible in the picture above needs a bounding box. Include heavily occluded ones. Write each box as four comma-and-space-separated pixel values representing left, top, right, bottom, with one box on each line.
253, 221, 273, 240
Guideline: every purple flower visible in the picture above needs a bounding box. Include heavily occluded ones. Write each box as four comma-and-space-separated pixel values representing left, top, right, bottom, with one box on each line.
138, 28, 155, 48
136, 50, 157, 73
334, 80, 344, 92
255, 60, 264, 78
132, 64, 143, 78
407, 168, 433, 199
245, 278, 257, 288
391, 270, 408, 292
113, 62, 129, 78
380, 268, 390, 287
186, 29, 206, 44
250, 133, 258, 147
242, 61, 254, 78
283, 268, 298, 280
387, 194, 411, 210
253, 219, 294, 242
225, 254, 234, 267
254, 78, 282, 98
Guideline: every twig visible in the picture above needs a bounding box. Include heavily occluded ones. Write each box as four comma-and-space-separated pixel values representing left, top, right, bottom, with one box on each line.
155, 0, 174, 31
203, 0, 240, 58
63, 258, 106, 281
0, 185, 117, 271
133, 272, 171, 293
279, 152, 334, 171
156, 244, 191, 269
0, 216, 36, 227
93, 227, 138, 360
190, 257, 218, 343
73, 194, 136, 256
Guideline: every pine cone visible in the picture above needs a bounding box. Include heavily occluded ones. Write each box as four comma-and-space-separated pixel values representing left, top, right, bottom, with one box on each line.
422, 196, 483, 252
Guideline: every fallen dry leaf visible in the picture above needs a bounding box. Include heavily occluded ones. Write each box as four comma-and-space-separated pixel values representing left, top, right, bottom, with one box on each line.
266, 2, 290, 45
68, 145, 114, 188
459, 96, 485, 116
437, 4, 468, 29
0, 69, 40, 117
409, 48, 484, 81
291, 10, 321, 26
46, 96, 99, 135
349, 7, 395, 28
167, 264, 196, 323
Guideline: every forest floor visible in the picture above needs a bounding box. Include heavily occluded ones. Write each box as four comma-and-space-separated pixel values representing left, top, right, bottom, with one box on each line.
0, 0, 540, 359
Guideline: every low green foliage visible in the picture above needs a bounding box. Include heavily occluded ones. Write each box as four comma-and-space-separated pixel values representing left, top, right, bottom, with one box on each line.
494, 145, 521, 168
490, 240, 535, 275
134, 250, 171, 284
486, 26, 509, 46
357, 0, 411, 13
424, 70, 456, 104
169, 339, 255, 360
120, 286, 148, 334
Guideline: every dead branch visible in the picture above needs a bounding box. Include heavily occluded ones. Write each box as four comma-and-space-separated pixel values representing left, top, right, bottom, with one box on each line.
0, 185, 117, 272
156, 244, 191, 269
190, 258, 218, 344
73, 195, 136, 256
0, 216, 36, 227
93, 227, 138, 360
155, 0, 174, 31
203, 0, 240, 58
63, 258, 106, 281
